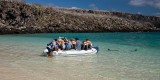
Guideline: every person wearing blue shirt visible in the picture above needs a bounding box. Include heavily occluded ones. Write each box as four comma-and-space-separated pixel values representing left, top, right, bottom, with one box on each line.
75, 38, 82, 50
46, 39, 58, 57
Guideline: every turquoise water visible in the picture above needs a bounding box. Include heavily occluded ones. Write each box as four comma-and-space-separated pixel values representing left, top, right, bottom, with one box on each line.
0, 32, 160, 80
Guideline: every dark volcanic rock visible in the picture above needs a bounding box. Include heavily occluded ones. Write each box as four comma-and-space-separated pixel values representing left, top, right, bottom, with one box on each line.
0, 1, 160, 34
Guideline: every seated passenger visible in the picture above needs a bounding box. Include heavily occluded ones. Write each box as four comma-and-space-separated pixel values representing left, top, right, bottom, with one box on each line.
64, 38, 71, 50
61, 39, 66, 50
52, 39, 58, 51
81, 40, 88, 50
86, 39, 92, 49
57, 39, 63, 50
75, 38, 82, 50
46, 39, 58, 56
69, 38, 76, 49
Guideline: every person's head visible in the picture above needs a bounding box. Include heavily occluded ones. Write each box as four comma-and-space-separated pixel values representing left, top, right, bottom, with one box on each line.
70, 38, 74, 41
54, 39, 57, 41
58, 39, 62, 42
83, 40, 87, 44
86, 39, 89, 41
75, 38, 79, 41
61, 40, 65, 43
64, 38, 68, 42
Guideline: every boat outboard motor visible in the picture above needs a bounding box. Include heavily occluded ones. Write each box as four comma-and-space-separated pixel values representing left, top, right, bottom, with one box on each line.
93, 46, 99, 53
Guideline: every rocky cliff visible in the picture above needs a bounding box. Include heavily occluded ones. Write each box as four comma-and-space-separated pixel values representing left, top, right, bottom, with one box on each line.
0, 1, 160, 34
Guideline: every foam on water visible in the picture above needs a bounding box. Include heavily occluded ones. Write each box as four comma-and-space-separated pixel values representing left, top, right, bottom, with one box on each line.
0, 32, 160, 80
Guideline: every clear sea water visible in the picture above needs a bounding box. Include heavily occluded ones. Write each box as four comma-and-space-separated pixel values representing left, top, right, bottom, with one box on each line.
0, 32, 160, 80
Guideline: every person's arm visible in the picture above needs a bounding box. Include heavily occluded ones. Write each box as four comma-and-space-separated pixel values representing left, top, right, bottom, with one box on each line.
47, 41, 52, 46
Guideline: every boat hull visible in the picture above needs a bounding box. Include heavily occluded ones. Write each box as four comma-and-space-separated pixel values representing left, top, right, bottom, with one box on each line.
42, 47, 98, 56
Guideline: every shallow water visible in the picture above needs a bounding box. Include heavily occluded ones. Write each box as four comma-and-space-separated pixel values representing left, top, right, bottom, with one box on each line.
0, 32, 160, 80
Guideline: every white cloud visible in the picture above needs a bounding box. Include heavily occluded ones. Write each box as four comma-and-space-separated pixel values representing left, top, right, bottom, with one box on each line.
71, 7, 79, 9
137, 12, 142, 14
129, 0, 160, 9
89, 4, 98, 10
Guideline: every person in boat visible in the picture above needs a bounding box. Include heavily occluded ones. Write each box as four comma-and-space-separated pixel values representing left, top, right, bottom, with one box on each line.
86, 39, 92, 49
75, 38, 82, 50
61, 39, 66, 50
64, 38, 71, 50
81, 39, 92, 50
46, 39, 58, 56
56, 39, 65, 50
81, 40, 88, 50
69, 38, 76, 49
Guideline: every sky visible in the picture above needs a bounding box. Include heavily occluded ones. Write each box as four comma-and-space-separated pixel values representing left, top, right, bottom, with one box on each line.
25, 0, 160, 16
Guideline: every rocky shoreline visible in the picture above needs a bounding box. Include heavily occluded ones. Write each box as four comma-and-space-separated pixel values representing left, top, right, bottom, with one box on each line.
0, 1, 160, 34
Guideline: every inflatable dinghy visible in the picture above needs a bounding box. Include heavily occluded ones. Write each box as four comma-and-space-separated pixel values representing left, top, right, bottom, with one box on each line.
42, 47, 99, 56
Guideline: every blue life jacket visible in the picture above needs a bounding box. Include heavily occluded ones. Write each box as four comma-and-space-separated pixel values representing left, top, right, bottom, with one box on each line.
65, 42, 71, 50
56, 42, 59, 47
